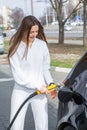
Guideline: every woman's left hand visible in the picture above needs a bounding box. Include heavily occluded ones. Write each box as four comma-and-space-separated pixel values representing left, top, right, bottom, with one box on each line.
50, 90, 58, 99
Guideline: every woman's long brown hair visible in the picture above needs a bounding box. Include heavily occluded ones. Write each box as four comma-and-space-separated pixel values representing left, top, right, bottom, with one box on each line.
8, 15, 48, 58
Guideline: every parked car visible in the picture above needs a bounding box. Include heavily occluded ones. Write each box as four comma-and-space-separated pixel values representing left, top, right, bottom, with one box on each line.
51, 21, 58, 25
0, 30, 6, 54
77, 20, 84, 26
70, 21, 77, 26
64, 25, 72, 31
70, 20, 84, 26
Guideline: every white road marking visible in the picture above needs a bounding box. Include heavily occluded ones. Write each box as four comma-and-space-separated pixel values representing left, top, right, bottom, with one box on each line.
0, 78, 13, 82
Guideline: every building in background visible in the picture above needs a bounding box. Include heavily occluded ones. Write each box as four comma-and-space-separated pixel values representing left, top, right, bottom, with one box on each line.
0, 0, 84, 28
0, 6, 12, 29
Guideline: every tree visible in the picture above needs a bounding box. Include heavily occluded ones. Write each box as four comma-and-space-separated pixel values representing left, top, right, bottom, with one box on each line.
49, 0, 84, 44
10, 7, 24, 29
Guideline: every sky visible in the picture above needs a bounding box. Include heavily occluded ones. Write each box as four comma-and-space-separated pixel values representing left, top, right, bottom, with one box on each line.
0, 0, 50, 19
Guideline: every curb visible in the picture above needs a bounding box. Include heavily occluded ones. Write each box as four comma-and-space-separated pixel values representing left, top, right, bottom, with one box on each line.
51, 66, 71, 73
47, 39, 83, 45
0, 59, 8, 64
0, 54, 8, 64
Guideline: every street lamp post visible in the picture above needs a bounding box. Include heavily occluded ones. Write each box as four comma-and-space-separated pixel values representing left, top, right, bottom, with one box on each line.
30, 0, 34, 15
45, 7, 48, 26
24, 0, 28, 16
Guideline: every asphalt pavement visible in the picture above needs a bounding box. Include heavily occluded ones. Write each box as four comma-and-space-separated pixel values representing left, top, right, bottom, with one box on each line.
44, 24, 83, 45
0, 64, 69, 130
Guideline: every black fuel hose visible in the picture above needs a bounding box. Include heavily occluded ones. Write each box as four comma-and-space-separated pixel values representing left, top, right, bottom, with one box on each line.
7, 92, 37, 130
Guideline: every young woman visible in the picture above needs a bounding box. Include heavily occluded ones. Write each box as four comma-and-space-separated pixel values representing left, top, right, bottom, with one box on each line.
8, 15, 57, 130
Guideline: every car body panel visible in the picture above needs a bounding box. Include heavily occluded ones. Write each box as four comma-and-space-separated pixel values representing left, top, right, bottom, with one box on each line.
64, 25, 72, 31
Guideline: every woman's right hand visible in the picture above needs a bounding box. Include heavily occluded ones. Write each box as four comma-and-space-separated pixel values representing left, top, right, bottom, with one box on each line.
40, 85, 49, 94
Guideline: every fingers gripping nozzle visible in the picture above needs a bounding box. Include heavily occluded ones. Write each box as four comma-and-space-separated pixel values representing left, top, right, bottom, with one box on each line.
37, 83, 61, 95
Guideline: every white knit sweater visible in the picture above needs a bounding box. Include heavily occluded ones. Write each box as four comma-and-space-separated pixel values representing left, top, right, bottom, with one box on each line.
9, 38, 53, 90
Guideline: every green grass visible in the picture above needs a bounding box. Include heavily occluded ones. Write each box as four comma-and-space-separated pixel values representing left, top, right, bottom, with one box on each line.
4, 39, 9, 52
51, 59, 77, 68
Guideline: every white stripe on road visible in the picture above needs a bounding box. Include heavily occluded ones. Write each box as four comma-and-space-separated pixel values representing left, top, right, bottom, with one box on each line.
0, 78, 13, 82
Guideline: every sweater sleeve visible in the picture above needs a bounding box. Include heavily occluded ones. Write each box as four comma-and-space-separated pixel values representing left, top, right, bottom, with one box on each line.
43, 44, 54, 85
9, 51, 35, 89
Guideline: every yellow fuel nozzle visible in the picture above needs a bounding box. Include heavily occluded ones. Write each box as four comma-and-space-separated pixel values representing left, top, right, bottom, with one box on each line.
48, 83, 57, 92
36, 83, 58, 95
